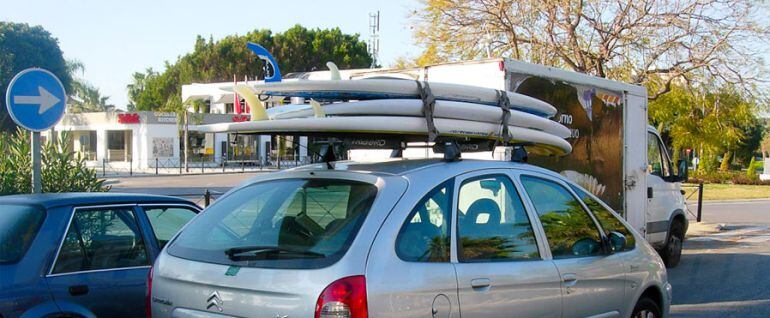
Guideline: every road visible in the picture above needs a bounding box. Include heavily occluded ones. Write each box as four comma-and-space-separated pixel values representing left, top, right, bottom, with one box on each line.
689, 199, 770, 223
671, 198, 770, 317
110, 174, 770, 316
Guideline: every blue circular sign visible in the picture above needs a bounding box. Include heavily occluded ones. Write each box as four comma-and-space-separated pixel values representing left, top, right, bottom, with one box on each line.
5, 68, 67, 132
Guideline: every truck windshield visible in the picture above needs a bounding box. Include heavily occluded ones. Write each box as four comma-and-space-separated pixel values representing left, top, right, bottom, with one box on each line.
0, 204, 45, 264
168, 178, 378, 269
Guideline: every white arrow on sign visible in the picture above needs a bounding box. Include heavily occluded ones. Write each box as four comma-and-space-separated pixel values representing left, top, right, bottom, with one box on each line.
13, 86, 61, 114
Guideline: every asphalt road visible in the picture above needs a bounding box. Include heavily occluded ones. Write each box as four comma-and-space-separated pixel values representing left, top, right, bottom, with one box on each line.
690, 199, 770, 224
669, 199, 770, 317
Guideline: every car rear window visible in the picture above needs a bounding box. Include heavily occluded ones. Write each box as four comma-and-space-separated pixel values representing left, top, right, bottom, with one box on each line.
168, 178, 378, 269
0, 204, 45, 264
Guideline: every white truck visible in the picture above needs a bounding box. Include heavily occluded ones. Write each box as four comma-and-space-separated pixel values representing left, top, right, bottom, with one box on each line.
303, 58, 690, 267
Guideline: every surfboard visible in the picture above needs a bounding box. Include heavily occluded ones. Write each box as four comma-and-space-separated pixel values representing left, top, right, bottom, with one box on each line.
247, 79, 557, 118
191, 116, 572, 156
266, 99, 571, 138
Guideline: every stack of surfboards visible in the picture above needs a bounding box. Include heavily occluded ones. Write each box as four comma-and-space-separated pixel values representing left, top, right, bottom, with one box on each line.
194, 79, 572, 156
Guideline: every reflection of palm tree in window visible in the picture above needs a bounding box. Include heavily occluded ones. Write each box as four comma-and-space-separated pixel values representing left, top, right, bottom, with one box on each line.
539, 200, 601, 257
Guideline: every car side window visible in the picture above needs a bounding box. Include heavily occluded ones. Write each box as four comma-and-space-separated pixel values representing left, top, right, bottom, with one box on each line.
520, 176, 603, 259
648, 133, 671, 177
52, 207, 149, 274
144, 206, 198, 249
457, 175, 539, 262
396, 180, 453, 262
570, 185, 636, 251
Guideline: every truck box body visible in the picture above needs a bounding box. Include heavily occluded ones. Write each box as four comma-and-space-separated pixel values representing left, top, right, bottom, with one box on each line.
315, 59, 651, 236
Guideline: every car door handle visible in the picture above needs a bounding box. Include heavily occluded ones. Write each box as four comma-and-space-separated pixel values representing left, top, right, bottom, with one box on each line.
68, 285, 89, 296
470, 278, 491, 289
562, 274, 578, 286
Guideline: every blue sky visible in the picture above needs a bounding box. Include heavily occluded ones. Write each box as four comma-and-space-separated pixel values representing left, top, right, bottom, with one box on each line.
1, 0, 422, 109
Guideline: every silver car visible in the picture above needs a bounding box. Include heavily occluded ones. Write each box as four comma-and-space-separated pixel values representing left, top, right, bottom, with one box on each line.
149, 159, 671, 318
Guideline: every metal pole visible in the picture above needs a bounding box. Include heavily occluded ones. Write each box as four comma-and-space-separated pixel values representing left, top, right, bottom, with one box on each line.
155, 157, 159, 175
201, 155, 204, 173
697, 182, 704, 222
222, 157, 226, 173
129, 156, 133, 176
204, 189, 211, 207
102, 158, 106, 177
184, 111, 189, 172
31, 132, 41, 193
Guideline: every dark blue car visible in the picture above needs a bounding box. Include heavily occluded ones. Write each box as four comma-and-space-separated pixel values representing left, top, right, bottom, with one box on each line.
0, 193, 201, 318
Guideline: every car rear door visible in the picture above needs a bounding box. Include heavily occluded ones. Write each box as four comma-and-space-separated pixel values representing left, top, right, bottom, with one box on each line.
452, 170, 562, 318
45, 204, 152, 318
519, 174, 627, 318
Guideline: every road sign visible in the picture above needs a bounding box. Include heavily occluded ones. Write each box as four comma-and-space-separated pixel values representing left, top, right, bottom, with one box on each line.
5, 68, 67, 132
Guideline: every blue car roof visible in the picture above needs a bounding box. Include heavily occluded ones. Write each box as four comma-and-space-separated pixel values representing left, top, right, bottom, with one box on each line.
0, 192, 194, 210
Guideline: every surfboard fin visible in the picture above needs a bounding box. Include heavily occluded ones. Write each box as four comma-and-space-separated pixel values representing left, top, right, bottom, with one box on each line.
310, 99, 325, 118
233, 84, 269, 121
327, 62, 341, 80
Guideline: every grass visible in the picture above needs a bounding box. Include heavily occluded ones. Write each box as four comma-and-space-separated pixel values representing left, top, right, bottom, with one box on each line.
685, 183, 770, 201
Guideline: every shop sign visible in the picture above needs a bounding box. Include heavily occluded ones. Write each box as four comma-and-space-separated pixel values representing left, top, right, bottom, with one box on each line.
118, 113, 140, 124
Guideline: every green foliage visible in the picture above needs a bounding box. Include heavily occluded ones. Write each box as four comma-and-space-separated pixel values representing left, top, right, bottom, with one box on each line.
69, 79, 115, 113
128, 25, 373, 111
648, 82, 765, 172
0, 129, 109, 195
747, 157, 758, 178
0, 22, 73, 131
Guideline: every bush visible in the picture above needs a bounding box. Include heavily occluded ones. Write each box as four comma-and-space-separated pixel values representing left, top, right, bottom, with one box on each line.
747, 157, 757, 179
0, 129, 109, 195
689, 168, 770, 185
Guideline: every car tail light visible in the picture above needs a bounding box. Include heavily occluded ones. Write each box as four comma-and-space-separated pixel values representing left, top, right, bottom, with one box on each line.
315, 276, 367, 318
146, 265, 154, 318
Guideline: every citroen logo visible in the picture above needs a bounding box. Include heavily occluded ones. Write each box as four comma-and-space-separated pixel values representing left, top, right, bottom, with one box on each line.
206, 291, 223, 312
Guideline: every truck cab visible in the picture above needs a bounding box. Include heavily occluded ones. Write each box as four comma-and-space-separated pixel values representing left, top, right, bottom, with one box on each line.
646, 126, 688, 267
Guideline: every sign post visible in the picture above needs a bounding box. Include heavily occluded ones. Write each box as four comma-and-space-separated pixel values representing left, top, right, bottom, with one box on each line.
5, 68, 67, 193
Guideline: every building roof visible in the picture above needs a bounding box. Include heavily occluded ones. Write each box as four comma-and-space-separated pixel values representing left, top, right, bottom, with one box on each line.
0, 192, 194, 210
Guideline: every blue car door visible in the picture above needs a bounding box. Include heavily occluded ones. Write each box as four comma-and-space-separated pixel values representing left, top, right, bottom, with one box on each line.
45, 204, 153, 318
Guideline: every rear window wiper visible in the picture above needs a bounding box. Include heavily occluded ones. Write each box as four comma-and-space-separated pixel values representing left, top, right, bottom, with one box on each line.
224, 245, 325, 260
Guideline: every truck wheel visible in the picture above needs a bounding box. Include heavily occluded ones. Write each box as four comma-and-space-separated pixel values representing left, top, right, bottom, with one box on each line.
631, 296, 662, 318
661, 220, 684, 268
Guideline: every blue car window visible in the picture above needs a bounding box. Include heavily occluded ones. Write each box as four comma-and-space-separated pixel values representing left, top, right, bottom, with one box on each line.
52, 207, 149, 274
396, 179, 453, 262
0, 204, 45, 264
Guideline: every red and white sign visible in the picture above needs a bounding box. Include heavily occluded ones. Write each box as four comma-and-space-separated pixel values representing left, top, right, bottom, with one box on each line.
117, 113, 140, 124
232, 115, 250, 122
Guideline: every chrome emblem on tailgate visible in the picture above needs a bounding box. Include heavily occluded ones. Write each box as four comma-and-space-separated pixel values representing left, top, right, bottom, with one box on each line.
206, 291, 223, 312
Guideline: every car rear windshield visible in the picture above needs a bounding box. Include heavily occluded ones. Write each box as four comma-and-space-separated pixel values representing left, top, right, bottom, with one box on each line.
0, 204, 45, 264
168, 178, 378, 269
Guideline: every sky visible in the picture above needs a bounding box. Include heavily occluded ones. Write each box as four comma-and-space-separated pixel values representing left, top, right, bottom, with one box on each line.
1, 0, 423, 109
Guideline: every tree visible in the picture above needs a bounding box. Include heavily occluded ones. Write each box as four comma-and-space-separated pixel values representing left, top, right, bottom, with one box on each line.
648, 82, 761, 172
412, 0, 769, 100
0, 22, 73, 131
127, 25, 373, 111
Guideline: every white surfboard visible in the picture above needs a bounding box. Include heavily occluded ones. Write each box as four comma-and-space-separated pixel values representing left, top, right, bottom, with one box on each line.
266, 99, 571, 138
249, 79, 558, 118
192, 116, 572, 156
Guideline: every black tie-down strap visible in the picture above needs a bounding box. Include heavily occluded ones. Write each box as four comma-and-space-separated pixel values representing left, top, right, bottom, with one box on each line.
495, 90, 512, 148
416, 81, 439, 142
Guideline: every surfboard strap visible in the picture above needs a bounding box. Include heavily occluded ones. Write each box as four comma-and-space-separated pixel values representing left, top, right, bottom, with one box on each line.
416, 81, 439, 142
495, 90, 512, 147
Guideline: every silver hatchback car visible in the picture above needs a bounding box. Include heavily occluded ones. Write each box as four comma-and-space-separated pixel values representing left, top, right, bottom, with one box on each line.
149, 159, 671, 318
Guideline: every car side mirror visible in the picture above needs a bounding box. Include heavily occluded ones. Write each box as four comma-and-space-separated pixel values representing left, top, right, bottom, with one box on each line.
607, 231, 627, 253
677, 159, 688, 182
571, 238, 601, 257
